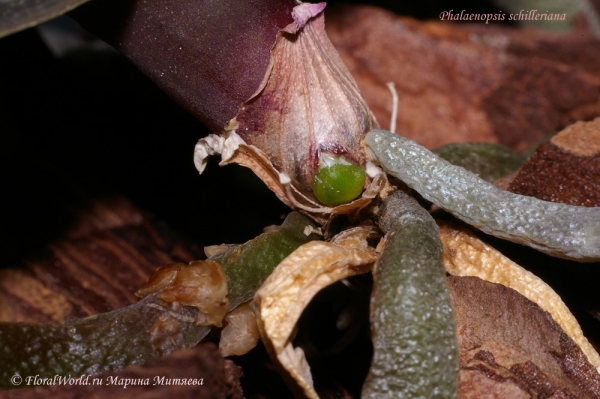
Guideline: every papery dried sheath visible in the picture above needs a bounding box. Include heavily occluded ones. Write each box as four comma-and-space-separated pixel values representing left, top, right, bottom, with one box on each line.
254, 227, 377, 398
228, 2, 377, 191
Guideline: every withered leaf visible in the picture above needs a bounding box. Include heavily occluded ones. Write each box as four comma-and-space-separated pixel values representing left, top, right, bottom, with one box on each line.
136, 260, 229, 327
449, 276, 600, 399
0, 197, 205, 323
219, 302, 260, 357
253, 227, 378, 399
438, 221, 600, 370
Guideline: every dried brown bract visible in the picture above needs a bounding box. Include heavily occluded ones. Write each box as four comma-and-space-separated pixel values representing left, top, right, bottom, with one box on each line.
136, 260, 229, 327
219, 302, 260, 357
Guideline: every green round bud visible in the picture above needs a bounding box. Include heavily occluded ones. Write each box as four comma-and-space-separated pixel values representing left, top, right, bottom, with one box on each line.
312, 153, 366, 207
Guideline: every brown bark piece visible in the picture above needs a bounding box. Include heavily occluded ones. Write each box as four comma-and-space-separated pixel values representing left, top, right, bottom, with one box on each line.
325, 5, 600, 151
551, 117, 600, 157
448, 276, 600, 399
0, 344, 244, 399
508, 118, 600, 207
64, 196, 145, 240
0, 197, 205, 323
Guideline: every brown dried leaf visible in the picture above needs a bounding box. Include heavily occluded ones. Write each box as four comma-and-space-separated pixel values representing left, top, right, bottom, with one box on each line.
438, 221, 600, 371
65, 196, 145, 239
0, 197, 205, 323
253, 227, 378, 399
551, 116, 600, 157
449, 276, 600, 399
0, 270, 72, 323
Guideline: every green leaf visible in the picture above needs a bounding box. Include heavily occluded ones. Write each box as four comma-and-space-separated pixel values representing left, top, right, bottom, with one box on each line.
432, 143, 525, 183
363, 190, 459, 399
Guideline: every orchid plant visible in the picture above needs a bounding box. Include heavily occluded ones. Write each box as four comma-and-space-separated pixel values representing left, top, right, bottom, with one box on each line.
1, 1, 600, 398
